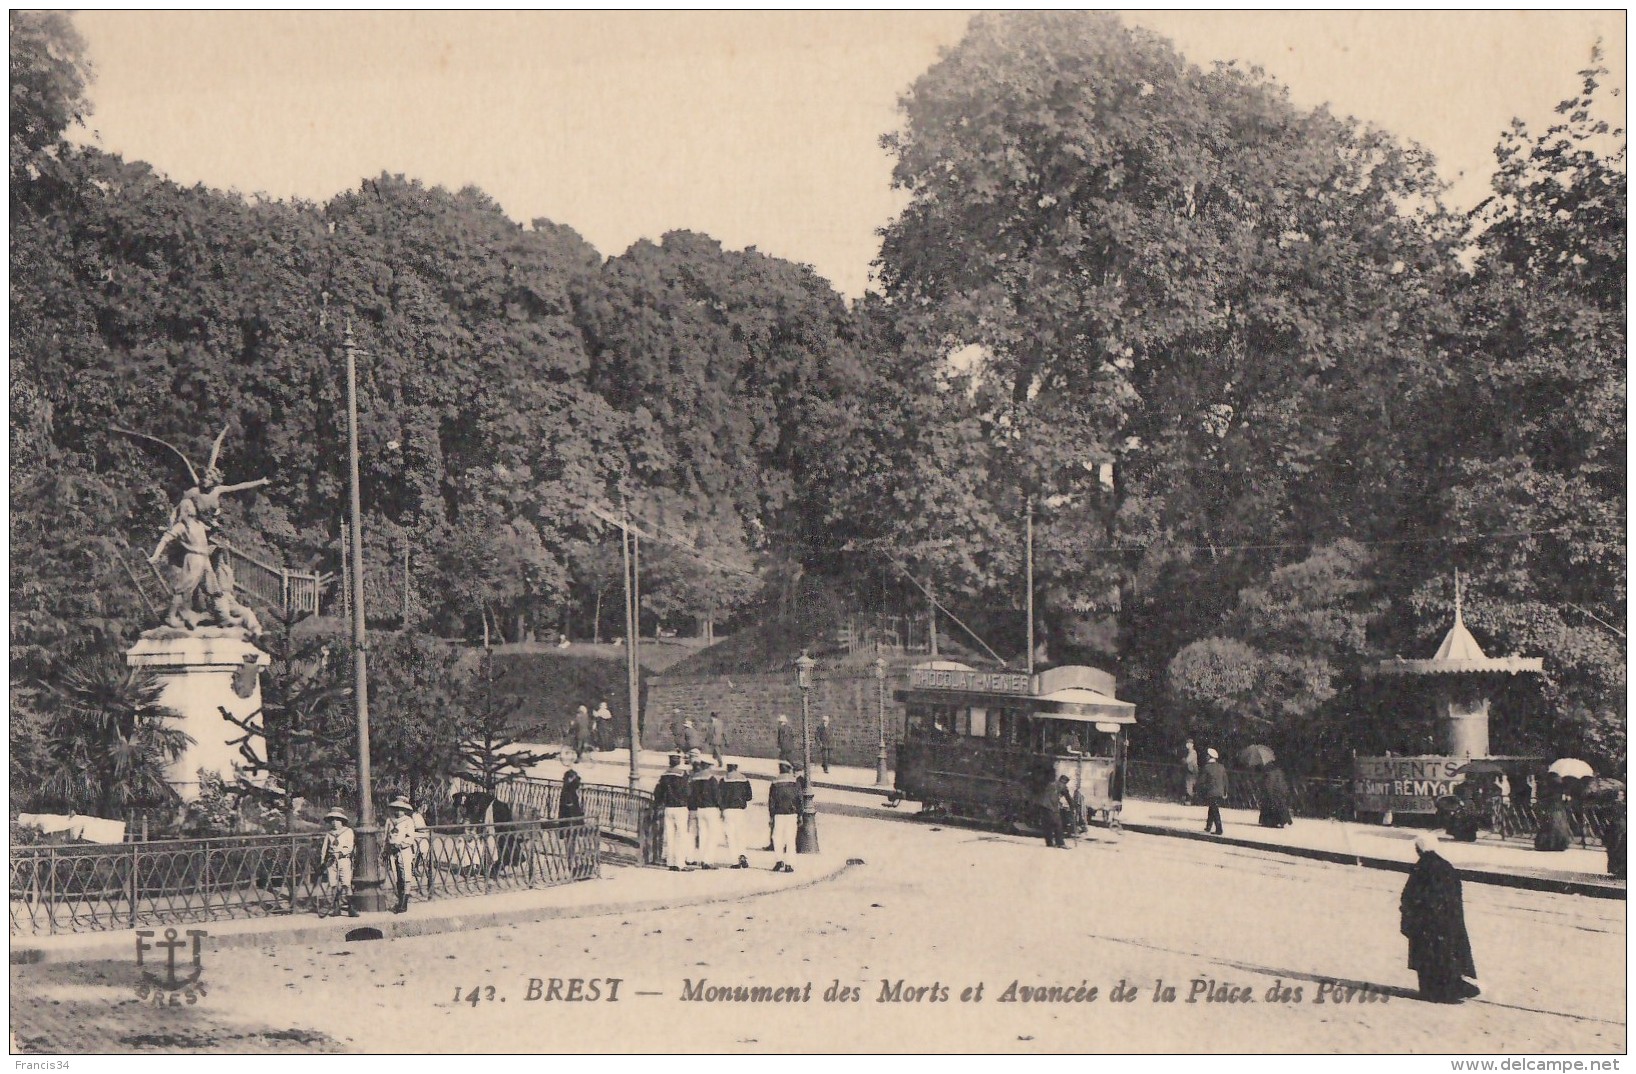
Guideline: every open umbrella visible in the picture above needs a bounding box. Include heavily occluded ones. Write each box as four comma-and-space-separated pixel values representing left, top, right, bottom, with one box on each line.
1548, 758, 1595, 779
1238, 745, 1276, 768
1455, 760, 1508, 775
1581, 777, 1624, 799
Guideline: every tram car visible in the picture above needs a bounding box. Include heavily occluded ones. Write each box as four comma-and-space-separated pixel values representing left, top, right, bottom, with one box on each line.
893, 662, 1135, 830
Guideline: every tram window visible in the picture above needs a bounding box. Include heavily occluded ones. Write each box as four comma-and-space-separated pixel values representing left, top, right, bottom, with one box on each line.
969, 708, 987, 738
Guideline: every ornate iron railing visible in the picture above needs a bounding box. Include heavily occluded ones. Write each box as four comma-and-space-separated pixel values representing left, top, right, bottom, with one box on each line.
11, 819, 600, 937
455, 776, 662, 865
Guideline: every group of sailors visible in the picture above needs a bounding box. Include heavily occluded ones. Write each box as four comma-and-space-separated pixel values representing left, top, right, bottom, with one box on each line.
651, 750, 805, 873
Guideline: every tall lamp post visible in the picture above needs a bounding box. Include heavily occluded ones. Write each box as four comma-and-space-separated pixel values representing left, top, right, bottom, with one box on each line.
342, 324, 385, 912
794, 650, 819, 853
873, 655, 890, 787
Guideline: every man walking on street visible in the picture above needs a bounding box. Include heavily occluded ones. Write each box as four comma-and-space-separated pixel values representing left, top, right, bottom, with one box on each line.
1036, 773, 1070, 849
1200, 748, 1228, 835
1182, 738, 1199, 804
679, 717, 703, 757
768, 761, 801, 872
816, 714, 833, 773
570, 704, 592, 759
654, 753, 691, 871
776, 713, 797, 765
720, 762, 752, 868
708, 711, 728, 768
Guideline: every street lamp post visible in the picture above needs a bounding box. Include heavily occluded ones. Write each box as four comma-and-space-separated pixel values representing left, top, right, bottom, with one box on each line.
342, 324, 386, 912
794, 650, 819, 853
873, 655, 890, 787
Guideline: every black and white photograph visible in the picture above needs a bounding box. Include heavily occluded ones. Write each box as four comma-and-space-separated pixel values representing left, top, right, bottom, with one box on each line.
7, 9, 1626, 1060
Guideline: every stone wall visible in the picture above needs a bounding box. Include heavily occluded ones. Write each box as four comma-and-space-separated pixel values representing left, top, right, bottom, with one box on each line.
646, 668, 907, 768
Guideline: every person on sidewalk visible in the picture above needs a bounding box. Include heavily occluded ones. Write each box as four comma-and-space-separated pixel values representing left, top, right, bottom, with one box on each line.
776, 713, 797, 766
653, 754, 691, 871
570, 704, 592, 759
816, 715, 833, 773
708, 712, 728, 768
688, 755, 723, 868
1602, 791, 1626, 879
768, 761, 801, 872
720, 762, 752, 868
680, 718, 703, 757
1036, 773, 1070, 849
1399, 833, 1480, 1004
1534, 774, 1573, 852
1259, 764, 1293, 828
383, 796, 418, 914
559, 766, 584, 820
592, 700, 615, 752
1182, 738, 1199, 804
319, 808, 359, 917
1199, 749, 1228, 835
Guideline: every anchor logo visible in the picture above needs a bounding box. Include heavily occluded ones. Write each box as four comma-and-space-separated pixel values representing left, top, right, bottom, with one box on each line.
135, 928, 207, 1001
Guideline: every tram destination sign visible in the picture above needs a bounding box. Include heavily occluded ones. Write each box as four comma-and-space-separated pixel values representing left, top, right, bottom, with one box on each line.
908, 667, 1033, 696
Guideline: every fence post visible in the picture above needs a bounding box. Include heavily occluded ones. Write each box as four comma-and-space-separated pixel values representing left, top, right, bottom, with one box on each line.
288, 828, 297, 913
129, 843, 140, 929
46, 846, 57, 936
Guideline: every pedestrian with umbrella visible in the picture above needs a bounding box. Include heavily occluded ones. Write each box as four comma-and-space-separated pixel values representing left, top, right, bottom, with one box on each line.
1534, 770, 1575, 852
1399, 832, 1481, 1004
1240, 746, 1292, 829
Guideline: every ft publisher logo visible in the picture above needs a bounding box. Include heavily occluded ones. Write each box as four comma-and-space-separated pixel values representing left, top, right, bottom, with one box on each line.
135, 927, 209, 1006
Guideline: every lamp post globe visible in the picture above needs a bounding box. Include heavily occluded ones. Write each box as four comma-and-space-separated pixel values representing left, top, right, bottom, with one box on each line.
794, 650, 819, 853
874, 656, 890, 787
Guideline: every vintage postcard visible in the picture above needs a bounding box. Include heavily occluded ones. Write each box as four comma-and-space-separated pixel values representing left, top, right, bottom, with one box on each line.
8, 10, 1625, 1062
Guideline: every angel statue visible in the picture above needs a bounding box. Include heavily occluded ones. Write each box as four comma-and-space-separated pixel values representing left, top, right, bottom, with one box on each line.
118, 424, 272, 634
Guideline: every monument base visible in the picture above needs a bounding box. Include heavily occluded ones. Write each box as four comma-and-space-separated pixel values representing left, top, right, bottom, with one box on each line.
126, 630, 269, 802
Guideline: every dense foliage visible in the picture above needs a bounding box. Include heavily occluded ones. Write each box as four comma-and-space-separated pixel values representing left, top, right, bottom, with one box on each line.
10, 12, 1625, 796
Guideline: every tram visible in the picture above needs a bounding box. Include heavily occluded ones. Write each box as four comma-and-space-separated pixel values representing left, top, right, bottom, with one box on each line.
892, 661, 1135, 831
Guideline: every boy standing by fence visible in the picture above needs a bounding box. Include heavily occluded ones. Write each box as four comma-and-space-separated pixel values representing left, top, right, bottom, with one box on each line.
320, 808, 359, 917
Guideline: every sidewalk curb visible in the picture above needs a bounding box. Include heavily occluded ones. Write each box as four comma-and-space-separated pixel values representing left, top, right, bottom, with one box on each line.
1121, 822, 1626, 900
10, 859, 860, 967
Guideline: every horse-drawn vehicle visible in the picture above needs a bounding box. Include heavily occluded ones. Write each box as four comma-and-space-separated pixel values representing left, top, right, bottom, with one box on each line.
892, 662, 1135, 832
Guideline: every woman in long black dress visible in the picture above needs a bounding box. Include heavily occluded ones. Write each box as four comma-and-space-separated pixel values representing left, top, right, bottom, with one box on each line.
1258, 765, 1294, 828
1534, 774, 1572, 852
559, 767, 585, 821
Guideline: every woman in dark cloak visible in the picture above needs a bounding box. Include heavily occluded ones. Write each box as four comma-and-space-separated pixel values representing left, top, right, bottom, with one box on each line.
559, 767, 585, 821
1400, 833, 1479, 1003
1534, 774, 1573, 851
1258, 766, 1294, 828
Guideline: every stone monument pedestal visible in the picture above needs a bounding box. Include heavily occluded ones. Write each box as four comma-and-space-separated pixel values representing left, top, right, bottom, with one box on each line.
126, 628, 269, 801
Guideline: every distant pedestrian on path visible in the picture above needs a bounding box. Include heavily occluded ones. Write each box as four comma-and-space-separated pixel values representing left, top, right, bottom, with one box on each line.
1199, 748, 1228, 835
592, 700, 614, 751
776, 713, 797, 765
708, 712, 728, 767
1182, 739, 1199, 804
816, 715, 833, 773
1258, 765, 1293, 828
679, 718, 703, 756
559, 766, 584, 820
1534, 774, 1573, 852
654, 754, 691, 871
570, 704, 592, 759
1399, 833, 1480, 1004
768, 761, 801, 872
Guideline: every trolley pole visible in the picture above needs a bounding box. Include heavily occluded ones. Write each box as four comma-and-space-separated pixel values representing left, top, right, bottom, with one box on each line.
1025, 498, 1035, 680
343, 324, 386, 913
795, 650, 819, 852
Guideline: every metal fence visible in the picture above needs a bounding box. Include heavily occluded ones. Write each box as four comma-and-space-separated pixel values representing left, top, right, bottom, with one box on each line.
11, 819, 599, 937
456, 775, 662, 864
1125, 759, 1612, 842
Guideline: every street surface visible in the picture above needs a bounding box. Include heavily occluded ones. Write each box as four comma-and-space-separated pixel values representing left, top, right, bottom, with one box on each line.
12, 787, 1626, 1053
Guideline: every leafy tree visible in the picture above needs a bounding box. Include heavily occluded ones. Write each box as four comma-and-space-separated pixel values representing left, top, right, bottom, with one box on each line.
365, 631, 473, 810
457, 647, 550, 792
1423, 57, 1626, 767
9, 10, 91, 192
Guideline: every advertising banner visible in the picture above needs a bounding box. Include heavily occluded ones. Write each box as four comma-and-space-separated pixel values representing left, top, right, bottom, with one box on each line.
1351, 755, 1464, 814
